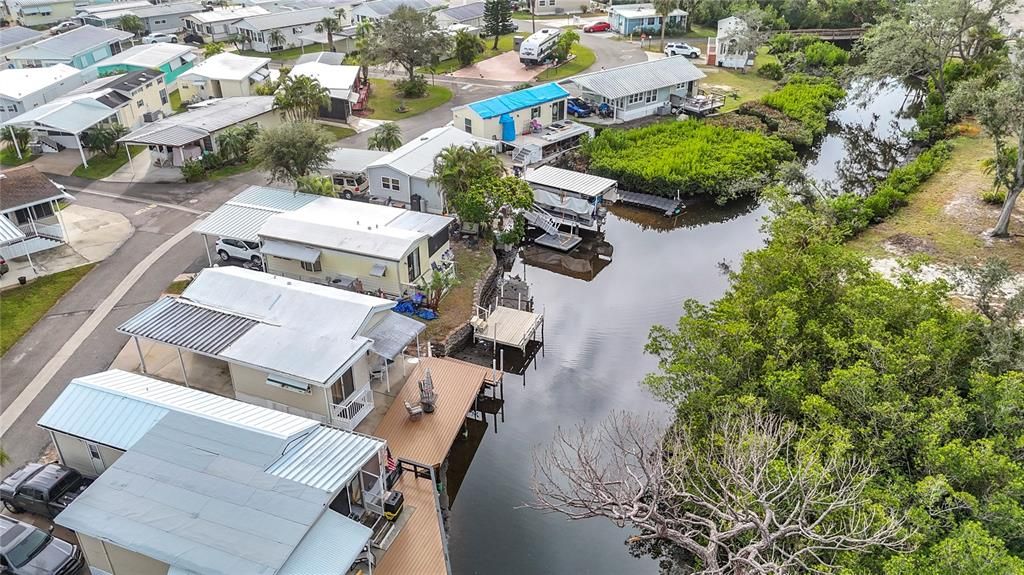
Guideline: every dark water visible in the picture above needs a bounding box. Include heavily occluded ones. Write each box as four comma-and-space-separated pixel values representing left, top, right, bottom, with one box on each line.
445, 83, 913, 575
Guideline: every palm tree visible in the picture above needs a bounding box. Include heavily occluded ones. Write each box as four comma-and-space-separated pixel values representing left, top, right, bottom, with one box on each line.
203, 42, 226, 57
430, 143, 505, 211
274, 74, 330, 121
367, 122, 402, 152
118, 14, 144, 39
653, 0, 678, 51
1, 126, 30, 155
355, 20, 376, 83
216, 125, 255, 164
315, 8, 346, 52
267, 29, 286, 51
296, 174, 337, 196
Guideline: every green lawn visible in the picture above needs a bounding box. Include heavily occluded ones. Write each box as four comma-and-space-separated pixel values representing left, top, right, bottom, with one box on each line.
166, 278, 192, 294
71, 146, 145, 180
365, 79, 454, 121
534, 44, 596, 81
238, 43, 328, 61
206, 158, 259, 180
1, 264, 96, 356
695, 55, 778, 113
0, 147, 35, 168
317, 123, 357, 141
169, 89, 186, 113
422, 33, 517, 74
753, 46, 779, 69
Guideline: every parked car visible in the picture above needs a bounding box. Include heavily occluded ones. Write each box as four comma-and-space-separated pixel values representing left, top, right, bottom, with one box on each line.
215, 238, 262, 266
183, 32, 205, 45
0, 515, 87, 575
0, 463, 91, 519
583, 21, 611, 33
142, 32, 178, 44
47, 21, 79, 35
330, 171, 369, 200
567, 98, 593, 117
664, 42, 701, 58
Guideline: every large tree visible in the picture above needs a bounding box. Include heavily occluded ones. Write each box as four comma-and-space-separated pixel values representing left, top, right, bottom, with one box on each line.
430, 144, 506, 212
252, 122, 332, 183
117, 14, 144, 37
367, 122, 402, 151
950, 51, 1024, 237
483, 0, 513, 50
355, 20, 377, 83
450, 175, 533, 243
273, 74, 330, 121
530, 409, 908, 574
454, 29, 484, 67
653, 0, 677, 51
377, 5, 451, 83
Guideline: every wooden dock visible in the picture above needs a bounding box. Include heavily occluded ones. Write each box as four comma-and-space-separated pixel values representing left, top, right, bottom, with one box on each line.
616, 191, 685, 216
373, 471, 448, 575
472, 306, 544, 351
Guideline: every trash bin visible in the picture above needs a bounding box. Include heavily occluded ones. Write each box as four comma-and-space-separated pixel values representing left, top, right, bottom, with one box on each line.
384, 491, 405, 521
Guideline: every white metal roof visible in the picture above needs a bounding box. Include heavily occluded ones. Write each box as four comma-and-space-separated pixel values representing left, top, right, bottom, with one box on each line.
259, 197, 452, 260
367, 125, 494, 179
184, 52, 270, 81
8, 25, 132, 62
96, 43, 194, 69
132, 2, 204, 18
267, 426, 384, 492
75, 1, 151, 15
289, 61, 360, 100
1, 96, 116, 134
37, 369, 318, 449
118, 96, 274, 146
566, 56, 706, 100
0, 26, 43, 51
326, 147, 389, 173
523, 165, 617, 198
236, 6, 331, 31
278, 510, 372, 575
194, 186, 321, 242
610, 3, 686, 18
0, 64, 80, 100
186, 5, 270, 23
0, 216, 26, 245
118, 266, 396, 384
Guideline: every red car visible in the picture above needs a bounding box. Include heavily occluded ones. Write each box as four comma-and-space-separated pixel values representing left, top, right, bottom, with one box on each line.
583, 21, 611, 33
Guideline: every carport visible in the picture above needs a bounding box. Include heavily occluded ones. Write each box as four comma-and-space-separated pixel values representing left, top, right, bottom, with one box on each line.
2, 98, 118, 169
192, 185, 320, 267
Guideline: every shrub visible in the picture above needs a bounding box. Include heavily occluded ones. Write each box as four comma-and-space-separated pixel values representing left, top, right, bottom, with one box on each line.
761, 76, 846, 137
180, 159, 206, 182
803, 41, 849, 68
767, 33, 795, 54
585, 120, 795, 202
757, 62, 784, 81
737, 102, 812, 147
980, 188, 1007, 205
395, 75, 428, 98
705, 113, 769, 134
200, 152, 224, 171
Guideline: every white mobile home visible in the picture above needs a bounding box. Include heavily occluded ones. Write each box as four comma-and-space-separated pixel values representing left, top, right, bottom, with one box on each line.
235, 6, 334, 53
0, 64, 84, 122
175, 52, 272, 100
182, 5, 270, 42
564, 56, 709, 121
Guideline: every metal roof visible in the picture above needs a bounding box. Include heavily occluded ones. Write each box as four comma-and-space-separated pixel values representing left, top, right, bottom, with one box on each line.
96, 43, 194, 69
0, 64, 79, 100
390, 210, 451, 236
609, 3, 686, 18
566, 56, 706, 100
278, 510, 372, 575
37, 369, 318, 449
236, 6, 332, 31
327, 147, 389, 173
364, 312, 425, 359
182, 52, 270, 81
290, 61, 360, 100
194, 186, 320, 241
523, 165, 617, 197
0, 216, 26, 245
351, 0, 442, 17
260, 238, 321, 262
437, 1, 485, 22
467, 82, 569, 119
118, 266, 395, 385
118, 96, 274, 146
294, 51, 346, 65
56, 414, 334, 575
9, 25, 132, 62
0, 26, 43, 51
267, 426, 384, 492
1, 97, 116, 134
367, 125, 494, 179
132, 2, 204, 18
118, 296, 258, 354
186, 5, 270, 23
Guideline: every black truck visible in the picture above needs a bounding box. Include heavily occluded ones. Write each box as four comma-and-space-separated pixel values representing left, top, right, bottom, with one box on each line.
0, 464, 91, 520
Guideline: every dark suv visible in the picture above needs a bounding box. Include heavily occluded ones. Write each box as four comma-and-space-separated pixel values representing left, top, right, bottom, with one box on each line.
0, 464, 91, 519
0, 516, 86, 575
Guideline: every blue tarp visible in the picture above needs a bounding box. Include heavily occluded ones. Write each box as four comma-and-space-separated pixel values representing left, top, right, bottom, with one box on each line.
468, 83, 570, 119
394, 301, 416, 314
499, 114, 515, 141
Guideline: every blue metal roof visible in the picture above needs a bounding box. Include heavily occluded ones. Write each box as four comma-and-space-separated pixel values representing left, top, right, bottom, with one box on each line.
468, 83, 570, 119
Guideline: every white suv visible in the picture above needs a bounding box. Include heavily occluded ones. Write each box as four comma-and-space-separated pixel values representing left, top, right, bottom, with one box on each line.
215, 238, 262, 266
664, 42, 701, 58
142, 32, 178, 44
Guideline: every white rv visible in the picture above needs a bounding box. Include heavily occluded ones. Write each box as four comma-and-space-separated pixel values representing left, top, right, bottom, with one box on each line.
519, 28, 562, 66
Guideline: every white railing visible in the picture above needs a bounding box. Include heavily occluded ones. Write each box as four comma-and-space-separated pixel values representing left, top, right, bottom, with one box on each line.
0, 236, 63, 260
19, 221, 63, 240
331, 385, 375, 430
362, 471, 385, 515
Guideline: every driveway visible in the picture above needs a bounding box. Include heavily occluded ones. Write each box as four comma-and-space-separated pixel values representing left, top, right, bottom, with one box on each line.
452, 51, 543, 82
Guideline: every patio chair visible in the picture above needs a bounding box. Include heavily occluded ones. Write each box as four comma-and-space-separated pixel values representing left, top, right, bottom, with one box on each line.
404, 401, 423, 421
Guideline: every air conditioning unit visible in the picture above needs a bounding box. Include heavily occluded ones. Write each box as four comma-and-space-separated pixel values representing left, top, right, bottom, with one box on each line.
143, 111, 164, 122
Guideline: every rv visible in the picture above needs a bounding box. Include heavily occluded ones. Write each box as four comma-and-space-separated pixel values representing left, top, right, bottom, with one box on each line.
519, 28, 562, 65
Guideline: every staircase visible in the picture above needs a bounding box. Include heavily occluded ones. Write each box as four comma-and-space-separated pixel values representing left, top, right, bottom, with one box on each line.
523, 208, 560, 236
36, 135, 65, 153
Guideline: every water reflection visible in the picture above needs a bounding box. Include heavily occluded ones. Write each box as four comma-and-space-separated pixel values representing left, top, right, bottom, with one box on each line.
609, 197, 761, 233
520, 236, 614, 281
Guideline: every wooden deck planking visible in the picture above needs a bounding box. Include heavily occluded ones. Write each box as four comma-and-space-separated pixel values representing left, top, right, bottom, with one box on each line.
374, 473, 447, 575
374, 357, 497, 468
476, 306, 542, 349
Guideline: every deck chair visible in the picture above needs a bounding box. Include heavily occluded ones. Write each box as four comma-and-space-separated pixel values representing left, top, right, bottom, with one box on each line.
405, 401, 423, 421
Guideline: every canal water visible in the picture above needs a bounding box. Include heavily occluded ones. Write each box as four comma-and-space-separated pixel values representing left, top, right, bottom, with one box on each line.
446, 82, 914, 575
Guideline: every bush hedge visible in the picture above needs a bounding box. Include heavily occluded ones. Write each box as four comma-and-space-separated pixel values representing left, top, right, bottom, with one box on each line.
803, 41, 849, 68
828, 141, 953, 235
757, 62, 784, 80
761, 76, 846, 137
584, 120, 795, 202
737, 102, 813, 147
705, 113, 769, 134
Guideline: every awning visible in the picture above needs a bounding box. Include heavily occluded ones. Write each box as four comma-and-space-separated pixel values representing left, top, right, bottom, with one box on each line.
0, 215, 27, 245
365, 312, 425, 359
250, 69, 270, 83
260, 239, 321, 263
369, 263, 387, 277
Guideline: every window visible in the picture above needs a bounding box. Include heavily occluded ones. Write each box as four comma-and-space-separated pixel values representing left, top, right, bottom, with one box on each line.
647, 17, 655, 25
407, 248, 421, 280
551, 100, 565, 121
381, 176, 400, 191
301, 258, 322, 272
428, 226, 449, 256
87, 443, 101, 459
464, 117, 472, 133
531, 106, 541, 119
154, 18, 166, 24
292, 26, 303, 33
267, 375, 310, 393
159, 89, 168, 105
136, 99, 144, 107
330, 368, 356, 404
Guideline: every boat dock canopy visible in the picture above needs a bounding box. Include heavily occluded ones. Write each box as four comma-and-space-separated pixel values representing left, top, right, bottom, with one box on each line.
523, 165, 617, 197
472, 306, 544, 351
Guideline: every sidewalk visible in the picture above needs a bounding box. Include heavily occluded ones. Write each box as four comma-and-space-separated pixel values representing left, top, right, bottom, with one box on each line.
0, 204, 133, 290
103, 148, 185, 184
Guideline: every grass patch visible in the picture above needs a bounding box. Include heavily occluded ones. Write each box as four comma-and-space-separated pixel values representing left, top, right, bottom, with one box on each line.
206, 157, 259, 180
754, 46, 779, 68
1, 263, 96, 356
534, 43, 596, 81
847, 133, 1024, 272
71, 146, 145, 180
696, 63, 778, 113
238, 43, 328, 61
317, 123, 357, 141
169, 89, 186, 113
422, 240, 495, 342
0, 147, 35, 168
365, 79, 453, 121
422, 33, 517, 74
166, 278, 192, 294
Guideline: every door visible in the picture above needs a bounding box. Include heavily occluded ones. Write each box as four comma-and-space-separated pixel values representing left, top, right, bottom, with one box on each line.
87, 442, 106, 476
